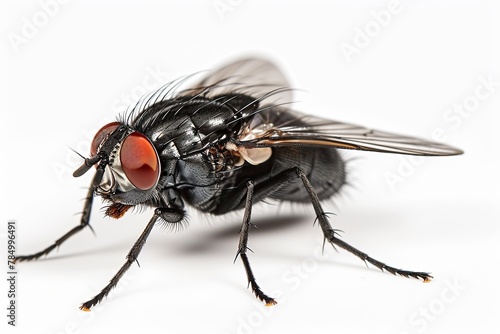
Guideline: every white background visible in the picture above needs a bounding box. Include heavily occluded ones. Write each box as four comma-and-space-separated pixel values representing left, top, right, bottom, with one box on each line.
2, 1, 499, 333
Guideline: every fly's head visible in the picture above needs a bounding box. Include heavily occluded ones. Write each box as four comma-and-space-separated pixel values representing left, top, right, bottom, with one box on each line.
73, 122, 161, 206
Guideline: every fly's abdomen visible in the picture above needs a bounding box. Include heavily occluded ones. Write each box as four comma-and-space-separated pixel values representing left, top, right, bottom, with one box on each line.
267, 146, 346, 202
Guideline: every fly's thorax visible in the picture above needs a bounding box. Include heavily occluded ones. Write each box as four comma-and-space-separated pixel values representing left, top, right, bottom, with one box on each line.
205, 144, 239, 179
201, 119, 276, 181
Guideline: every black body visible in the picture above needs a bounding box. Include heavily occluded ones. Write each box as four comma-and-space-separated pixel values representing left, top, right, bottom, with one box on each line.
133, 94, 345, 216
16, 58, 462, 311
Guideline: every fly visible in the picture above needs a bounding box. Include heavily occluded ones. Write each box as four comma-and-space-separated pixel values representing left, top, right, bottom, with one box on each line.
16, 58, 463, 311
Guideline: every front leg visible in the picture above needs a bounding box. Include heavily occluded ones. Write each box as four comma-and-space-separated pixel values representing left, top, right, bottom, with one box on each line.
16, 183, 95, 262
80, 207, 184, 310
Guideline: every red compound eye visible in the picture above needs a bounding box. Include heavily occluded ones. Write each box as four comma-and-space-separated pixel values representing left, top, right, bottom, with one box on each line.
91, 122, 121, 156
120, 132, 159, 190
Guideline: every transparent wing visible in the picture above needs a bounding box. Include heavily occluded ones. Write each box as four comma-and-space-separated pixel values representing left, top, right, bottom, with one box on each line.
179, 57, 293, 106
178, 58, 462, 156
236, 110, 463, 156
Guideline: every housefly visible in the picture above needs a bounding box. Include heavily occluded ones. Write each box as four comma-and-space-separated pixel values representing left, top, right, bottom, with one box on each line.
16, 58, 463, 311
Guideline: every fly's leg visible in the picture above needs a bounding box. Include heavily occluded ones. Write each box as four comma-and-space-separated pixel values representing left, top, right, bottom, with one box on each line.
228, 167, 431, 295
235, 180, 277, 306
80, 207, 183, 311
292, 167, 432, 282
16, 184, 95, 262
